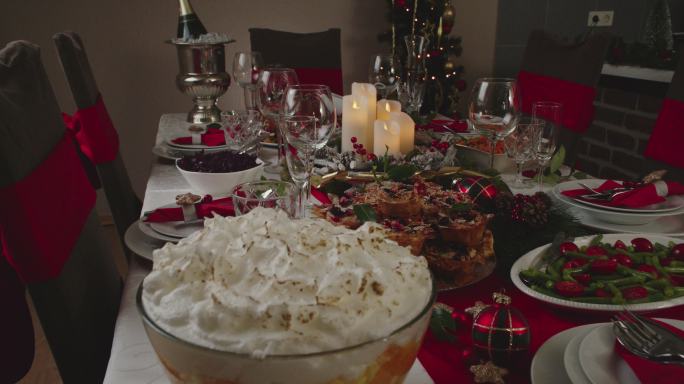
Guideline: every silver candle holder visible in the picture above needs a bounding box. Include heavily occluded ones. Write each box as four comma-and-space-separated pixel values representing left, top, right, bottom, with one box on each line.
169, 39, 235, 123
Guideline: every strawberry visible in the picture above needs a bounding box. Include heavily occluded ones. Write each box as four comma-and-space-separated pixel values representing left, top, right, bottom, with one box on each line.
610, 253, 633, 268
670, 243, 684, 260
614, 240, 627, 250
622, 286, 648, 300
562, 259, 588, 270
631, 238, 653, 253
554, 281, 585, 297
573, 273, 592, 285
595, 288, 611, 297
590, 259, 618, 274
636, 264, 658, 277
559, 242, 579, 255
585, 245, 608, 257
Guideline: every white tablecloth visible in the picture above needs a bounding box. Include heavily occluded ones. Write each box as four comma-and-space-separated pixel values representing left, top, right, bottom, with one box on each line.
104, 114, 437, 383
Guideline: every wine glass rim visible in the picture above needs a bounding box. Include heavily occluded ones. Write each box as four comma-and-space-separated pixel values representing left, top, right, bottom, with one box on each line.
285, 84, 331, 91
476, 77, 517, 83
260, 67, 297, 73
532, 101, 563, 108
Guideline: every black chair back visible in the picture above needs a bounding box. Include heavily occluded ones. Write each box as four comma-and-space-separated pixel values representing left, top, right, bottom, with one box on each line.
53, 31, 141, 255
0, 40, 122, 383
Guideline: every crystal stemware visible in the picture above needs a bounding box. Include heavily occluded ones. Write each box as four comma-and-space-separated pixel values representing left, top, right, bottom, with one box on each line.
504, 118, 541, 188
532, 101, 561, 191
369, 54, 400, 99
283, 116, 316, 218
231, 180, 297, 217
468, 78, 519, 170
256, 68, 299, 173
232, 52, 263, 111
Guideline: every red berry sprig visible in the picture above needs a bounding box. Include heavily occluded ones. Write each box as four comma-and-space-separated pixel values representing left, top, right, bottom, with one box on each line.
350, 136, 372, 158
430, 139, 451, 154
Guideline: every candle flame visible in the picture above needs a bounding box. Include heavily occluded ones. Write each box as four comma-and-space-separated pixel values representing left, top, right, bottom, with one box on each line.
352, 100, 359, 109
383, 122, 389, 131
385, 104, 391, 112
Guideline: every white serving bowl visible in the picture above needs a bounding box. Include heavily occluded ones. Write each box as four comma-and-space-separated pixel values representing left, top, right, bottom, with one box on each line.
176, 158, 264, 197
455, 144, 515, 173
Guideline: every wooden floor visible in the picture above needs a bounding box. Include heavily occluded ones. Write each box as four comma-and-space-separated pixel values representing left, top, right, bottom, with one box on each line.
17, 219, 127, 384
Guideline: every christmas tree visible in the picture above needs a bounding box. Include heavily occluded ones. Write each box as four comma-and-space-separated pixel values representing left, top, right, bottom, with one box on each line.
641, 0, 674, 51
378, 0, 466, 117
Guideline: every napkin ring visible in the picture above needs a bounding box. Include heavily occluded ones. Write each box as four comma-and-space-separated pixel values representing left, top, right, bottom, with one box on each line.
176, 193, 202, 222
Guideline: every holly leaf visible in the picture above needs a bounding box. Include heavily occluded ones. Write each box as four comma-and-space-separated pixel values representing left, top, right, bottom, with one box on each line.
322, 179, 352, 197
387, 164, 418, 182
449, 202, 473, 214
353, 204, 377, 223
429, 307, 457, 342
549, 145, 566, 174
572, 171, 589, 180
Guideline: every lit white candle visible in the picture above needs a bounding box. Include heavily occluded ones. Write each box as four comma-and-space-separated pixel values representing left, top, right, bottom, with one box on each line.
377, 99, 401, 121
351, 83, 377, 148
341, 95, 370, 152
388, 111, 415, 154
373, 120, 401, 157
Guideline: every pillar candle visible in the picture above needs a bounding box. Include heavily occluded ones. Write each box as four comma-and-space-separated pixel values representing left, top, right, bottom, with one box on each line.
388, 111, 415, 154
351, 83, 377, 148
377, 99, 401, 121
341, 95, 370, 152
373, 120, 401, 157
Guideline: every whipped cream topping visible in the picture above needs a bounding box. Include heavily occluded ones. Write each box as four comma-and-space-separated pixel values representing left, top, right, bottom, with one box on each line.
142, 207, 432, 357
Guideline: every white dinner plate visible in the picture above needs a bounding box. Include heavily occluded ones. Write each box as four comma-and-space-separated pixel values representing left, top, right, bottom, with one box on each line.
578, 319, 684, 384
165, 138, 229, 150
563, 324, 598, 384
555, 179, 684, 214
531, 324, 596, 384
137, 220, 180, 243
153, 142, 227, 160
124, 220, 168, 261
141, 203, 205, 239
570, 206, 684, 238
511, 233, 684, 312
553, 181, 684, 226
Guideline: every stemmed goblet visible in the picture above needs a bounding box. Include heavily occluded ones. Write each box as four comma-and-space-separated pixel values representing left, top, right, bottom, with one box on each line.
504, 118, 541, 188
369, 54, 400, 99
468, 78, 520, 170
232, 52, 263, 111
532, 101, 562, 191
281, 84, 336, 217
256, 68, 299, 173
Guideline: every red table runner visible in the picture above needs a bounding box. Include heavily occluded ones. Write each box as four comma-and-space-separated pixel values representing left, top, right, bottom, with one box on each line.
417, 273, 684, 383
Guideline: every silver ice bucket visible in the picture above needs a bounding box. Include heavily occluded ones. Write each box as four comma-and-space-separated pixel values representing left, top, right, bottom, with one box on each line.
169, 40, 234, 123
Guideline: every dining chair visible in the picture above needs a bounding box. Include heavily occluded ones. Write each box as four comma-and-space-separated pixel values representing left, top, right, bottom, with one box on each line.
517, 30, 612, 166
53, 31, 141, 255
249, 28, 343, 95
643, 53, 684, 178
0, 40, 122, 383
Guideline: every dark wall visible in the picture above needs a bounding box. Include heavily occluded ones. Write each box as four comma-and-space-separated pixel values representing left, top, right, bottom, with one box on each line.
494, 0, 684, 77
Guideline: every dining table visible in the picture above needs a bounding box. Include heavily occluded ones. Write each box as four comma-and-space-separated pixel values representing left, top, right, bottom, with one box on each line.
105, 113, 684, 384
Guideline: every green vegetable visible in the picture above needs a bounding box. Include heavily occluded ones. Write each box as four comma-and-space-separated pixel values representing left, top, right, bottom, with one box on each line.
352, 204, 377, 223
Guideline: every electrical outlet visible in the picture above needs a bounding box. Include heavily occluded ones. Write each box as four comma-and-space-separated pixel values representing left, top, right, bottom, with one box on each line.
588, 11, 614, 27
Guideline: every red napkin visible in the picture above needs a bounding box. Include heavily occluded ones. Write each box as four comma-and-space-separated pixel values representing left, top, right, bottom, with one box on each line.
171, 128, 226, 147
417, 119, 469, 133
144, 197, 234, 222
615, 319, 684, 382
311, 187, 332, 205
561, 180, 684, 208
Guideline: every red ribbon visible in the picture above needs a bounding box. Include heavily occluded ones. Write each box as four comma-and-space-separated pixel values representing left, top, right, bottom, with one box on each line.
644, 98, 684, 168
0, 134, 96, 282
62, 95, 119, 164
293, 67, 344, 95
517, 70, 596, 133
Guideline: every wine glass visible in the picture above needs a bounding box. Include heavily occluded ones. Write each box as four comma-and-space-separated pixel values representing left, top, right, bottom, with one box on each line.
281, 84, 336, 216
532, 101, 562, 191
256, 68, 299, 173
468, 78, 519, 170
232, 52, 264, 111
369, 54, 400, 98
283, 116, 316, 218
220, 110, 268, 156
397, 70, 426, 114
504, 118, 541, 188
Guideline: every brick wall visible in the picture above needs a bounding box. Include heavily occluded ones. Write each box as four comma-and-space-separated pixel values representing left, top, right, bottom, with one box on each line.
576, 86, 684, 183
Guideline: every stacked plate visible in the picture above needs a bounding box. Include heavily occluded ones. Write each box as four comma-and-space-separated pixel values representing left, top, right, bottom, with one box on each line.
153, 139, 230, 160
532, 318, 684, 384
552, 179, 684, 237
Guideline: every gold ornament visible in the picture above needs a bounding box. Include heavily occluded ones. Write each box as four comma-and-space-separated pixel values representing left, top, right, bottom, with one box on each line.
465, 300, 487, 317
470, 361, 508, 384
442, 2, 455, 27
444, 58, 456, 72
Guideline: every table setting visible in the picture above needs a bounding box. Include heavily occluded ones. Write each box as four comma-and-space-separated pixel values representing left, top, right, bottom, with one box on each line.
109, 6, 684, 384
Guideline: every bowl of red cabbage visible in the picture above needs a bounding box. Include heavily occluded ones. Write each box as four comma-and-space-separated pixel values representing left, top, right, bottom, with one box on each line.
176, 151, 264, 197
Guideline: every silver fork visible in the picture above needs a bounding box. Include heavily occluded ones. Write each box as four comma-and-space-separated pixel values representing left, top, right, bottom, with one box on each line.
577, 182, 634, 201
612, 310, 684, 365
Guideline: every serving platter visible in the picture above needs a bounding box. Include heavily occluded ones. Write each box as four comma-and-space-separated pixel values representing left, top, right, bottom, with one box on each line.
511, 233, 684, 312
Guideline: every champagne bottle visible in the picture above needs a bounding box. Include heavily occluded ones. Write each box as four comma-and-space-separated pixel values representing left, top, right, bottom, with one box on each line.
177, 0, 207, 40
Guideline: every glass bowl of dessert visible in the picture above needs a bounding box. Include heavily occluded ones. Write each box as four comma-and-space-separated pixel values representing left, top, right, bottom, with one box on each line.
231, 180, 297, 217
138, 207, 435, 384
